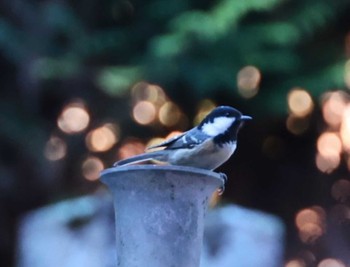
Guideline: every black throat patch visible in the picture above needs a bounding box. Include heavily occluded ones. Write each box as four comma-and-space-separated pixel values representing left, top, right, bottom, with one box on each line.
213, 122, 241, 146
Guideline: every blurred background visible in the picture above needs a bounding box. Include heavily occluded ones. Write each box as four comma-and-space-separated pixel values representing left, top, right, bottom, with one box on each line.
1, 0, 350, 266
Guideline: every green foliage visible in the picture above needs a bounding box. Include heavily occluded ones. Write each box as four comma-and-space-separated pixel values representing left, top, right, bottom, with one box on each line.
1, 0, 347, 108
96, 66, 142, 96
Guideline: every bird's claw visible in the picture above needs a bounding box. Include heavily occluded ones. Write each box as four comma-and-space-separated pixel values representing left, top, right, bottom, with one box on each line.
217, 172, 227, 195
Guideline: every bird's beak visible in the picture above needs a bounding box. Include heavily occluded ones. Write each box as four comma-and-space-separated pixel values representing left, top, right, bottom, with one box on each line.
240, 115, 252, 121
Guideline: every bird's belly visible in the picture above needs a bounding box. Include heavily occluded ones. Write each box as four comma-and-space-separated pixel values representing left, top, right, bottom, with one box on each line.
168, 140, 237, 170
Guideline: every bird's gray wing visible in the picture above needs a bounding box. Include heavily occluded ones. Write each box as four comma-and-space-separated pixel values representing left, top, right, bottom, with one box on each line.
115, 129, 210, 167
113, 150, 167, 166
147, 128, 208, 150
147, 131, 187, 150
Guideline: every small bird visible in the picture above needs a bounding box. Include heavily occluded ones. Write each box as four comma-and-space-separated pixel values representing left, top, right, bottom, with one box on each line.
114, 106, 251, 170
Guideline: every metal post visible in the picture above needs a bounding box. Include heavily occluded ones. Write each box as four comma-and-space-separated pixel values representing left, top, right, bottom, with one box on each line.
100, 165, 224, 267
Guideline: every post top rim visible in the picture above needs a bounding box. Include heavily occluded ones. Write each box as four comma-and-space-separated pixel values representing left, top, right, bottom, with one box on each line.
100, 164, 224, 181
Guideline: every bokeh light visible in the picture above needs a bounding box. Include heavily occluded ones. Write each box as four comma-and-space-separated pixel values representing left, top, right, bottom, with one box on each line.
295, 206, 326, 243
81, 156, 104, 181
86, 123, 119, 152
57, 101, 90, 134
237, 65, 261, 98
288, 88, 314, 117
317, 132, 342, 158
340, 104, 350, 151
285, 259, 306, 267
286, 115, 309, 135
295, 206, 326, 229
298, 223, 323, 244
131, 82, 166, 105
117, 138, 145, 160
321, 91, 348, 128
316, 153, 341, 174
133, 101, 157, 125
316, 132, 342, 173
331, 179, 350, 202
159, 101, 182, 127
194, 99, 216, 125
44, 136, 67, 161
318, 258, 346, 267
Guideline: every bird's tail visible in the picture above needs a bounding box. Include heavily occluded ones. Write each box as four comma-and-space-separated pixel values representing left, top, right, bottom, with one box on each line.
113, 151, 167, 167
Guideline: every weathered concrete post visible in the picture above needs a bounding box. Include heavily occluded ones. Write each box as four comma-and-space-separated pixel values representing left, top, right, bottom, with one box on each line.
100, 165, 224, 267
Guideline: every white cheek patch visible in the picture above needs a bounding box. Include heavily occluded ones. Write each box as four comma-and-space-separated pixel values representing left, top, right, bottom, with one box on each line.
201, 117, 235, 136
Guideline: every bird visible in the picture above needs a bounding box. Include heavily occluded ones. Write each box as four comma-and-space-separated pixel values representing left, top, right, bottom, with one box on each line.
114, 106, 251, 170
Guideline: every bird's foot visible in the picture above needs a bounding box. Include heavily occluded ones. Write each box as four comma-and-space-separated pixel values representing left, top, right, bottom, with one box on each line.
217, 172, 227, 195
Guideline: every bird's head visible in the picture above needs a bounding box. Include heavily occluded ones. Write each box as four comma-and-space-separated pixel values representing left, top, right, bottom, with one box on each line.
198, 106, 251, 141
